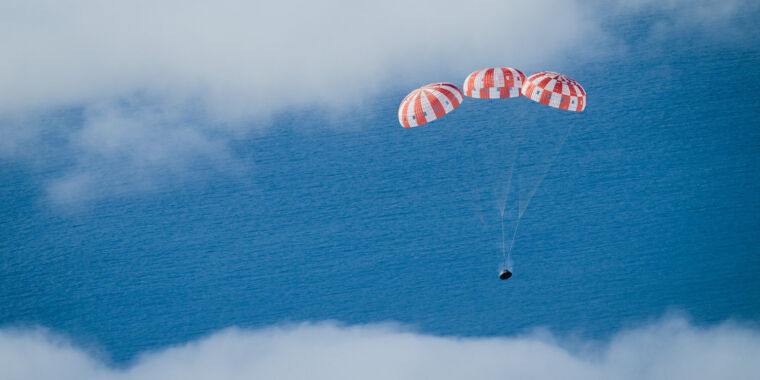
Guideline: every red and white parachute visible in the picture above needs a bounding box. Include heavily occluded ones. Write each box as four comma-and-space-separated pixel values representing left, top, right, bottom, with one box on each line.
521, 71, 586, 112
398, 83, 463, 128
396, 68, 587, 278
463, 67, 526, 99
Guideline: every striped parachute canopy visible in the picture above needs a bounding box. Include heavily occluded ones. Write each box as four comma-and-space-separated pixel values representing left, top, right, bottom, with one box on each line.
463, 67, 526, 99
521, 71, 586, 112
398, 82, 463, 128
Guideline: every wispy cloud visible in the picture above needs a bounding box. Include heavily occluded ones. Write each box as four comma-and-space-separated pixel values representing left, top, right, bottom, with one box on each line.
609, 0, 760, 45
0, 0, 754, 205
0, 0, 603, 205
42, 99, 240, 205
0, 0, 604, 203
0, 0, 601, 116
1, 317, 759, 380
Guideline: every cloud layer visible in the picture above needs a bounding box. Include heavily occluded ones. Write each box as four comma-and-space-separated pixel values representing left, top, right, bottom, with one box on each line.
0, 0, 755, 204
0, 0, 599, 116
0, 0, 605, 204
1, 317, 759, 380
3, 0, 753, 117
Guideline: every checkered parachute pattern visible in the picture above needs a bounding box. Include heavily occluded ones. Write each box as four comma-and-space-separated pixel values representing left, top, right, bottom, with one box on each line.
398, 83, 463, 128
463, 67, 526, 99
521, 71, 586, 112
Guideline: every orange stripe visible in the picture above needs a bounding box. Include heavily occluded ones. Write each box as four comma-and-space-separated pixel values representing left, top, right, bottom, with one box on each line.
465, 70, 480, 93
537, 76, 553, 88
559, 95, 569, 110
413, 92, 427, 125
435, 86, 460, 108
553, 80, 563, 93
400, 93, 412, 127
515, 68, 525, 82
425, 90, 446, 118
523, 83, 534, 98
568, 83, 577, 97
483, 68, 495, 88
540, 89, 551, 105
501, 67, 513, 88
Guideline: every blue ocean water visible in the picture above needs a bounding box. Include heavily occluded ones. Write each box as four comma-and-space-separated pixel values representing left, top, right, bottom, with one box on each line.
1, 19, 759, 364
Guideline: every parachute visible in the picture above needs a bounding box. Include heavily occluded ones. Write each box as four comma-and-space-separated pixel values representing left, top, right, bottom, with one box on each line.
462, 67, 529, 277
398, 83, 463, 128
522, 71, 586, 111
463, 67, 526, 99
398, 70, 585, 280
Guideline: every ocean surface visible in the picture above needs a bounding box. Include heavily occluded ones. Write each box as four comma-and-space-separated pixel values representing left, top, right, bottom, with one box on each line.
1, 18, 759, 364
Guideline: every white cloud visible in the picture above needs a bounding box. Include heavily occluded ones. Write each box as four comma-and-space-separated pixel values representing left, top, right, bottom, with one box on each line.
36, 99, 241, 206
0, 0, 754, 204
0, 0, 605, 204
1, 0, 751, 118
0, 0, 600, 117
609, 0, 759, 45
1, 317, 759, 380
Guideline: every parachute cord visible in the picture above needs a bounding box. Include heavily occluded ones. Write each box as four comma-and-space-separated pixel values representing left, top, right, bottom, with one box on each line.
500, 211, 507, 268
505, 216, 521, 270
499, 126, 519, 269
505, 123, 574, 270
518, 123, 575, 219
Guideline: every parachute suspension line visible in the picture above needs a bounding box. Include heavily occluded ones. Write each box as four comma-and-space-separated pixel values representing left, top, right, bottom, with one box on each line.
504, 123, 574, 270
504, 173, 520, 270
498, 174, 510, 268
517, 123, 575, 219
500, 212, 507, 267
499, 126, 519, 269
505, 215, 521, 270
